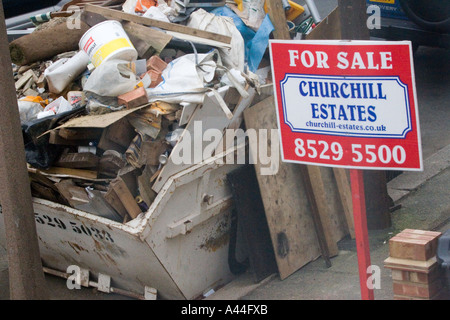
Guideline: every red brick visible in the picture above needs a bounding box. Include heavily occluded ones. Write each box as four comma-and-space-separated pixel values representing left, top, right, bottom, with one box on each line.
391, 266, 442, 284
398, 232, 439, 242
394, 288, 446, 300
117, 87, 148, 109
146, 55, 167, 73
389, 235, 437, 261
392, 279, 443, 299
401, 229, 442, 238
146, 69, 163, 88
393, 294, 428, 300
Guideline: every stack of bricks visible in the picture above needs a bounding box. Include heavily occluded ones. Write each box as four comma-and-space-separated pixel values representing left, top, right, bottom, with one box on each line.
118, 55, 168, 109
117, 86, 149, 109
384, 229, 444, 300
144, 55, 167, 88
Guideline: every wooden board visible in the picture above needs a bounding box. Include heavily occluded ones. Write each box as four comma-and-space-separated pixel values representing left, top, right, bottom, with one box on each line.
264, 0, 343, 264
122, 21, 173, 58
243, 96, 322, 280
305, 165, 339, 257
306, 6, 341, 40
305, 5, 355, 241
37, 167, 98, 180
109, 177, 142, 219
333, 168, 355, 238
266, 0, 290, 40
83, 4, 232, 45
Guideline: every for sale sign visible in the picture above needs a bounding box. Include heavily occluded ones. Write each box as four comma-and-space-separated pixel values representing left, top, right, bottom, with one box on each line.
269, 40, 422, 171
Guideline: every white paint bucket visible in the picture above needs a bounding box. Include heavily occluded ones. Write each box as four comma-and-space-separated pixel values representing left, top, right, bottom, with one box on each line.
79, 20, 138, 67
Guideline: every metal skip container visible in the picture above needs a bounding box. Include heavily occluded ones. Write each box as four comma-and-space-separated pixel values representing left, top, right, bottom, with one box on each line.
0, 87, 248, 300
0, 147, 242, 300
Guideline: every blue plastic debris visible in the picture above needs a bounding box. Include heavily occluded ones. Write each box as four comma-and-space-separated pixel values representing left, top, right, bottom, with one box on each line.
212, 6, 274, 73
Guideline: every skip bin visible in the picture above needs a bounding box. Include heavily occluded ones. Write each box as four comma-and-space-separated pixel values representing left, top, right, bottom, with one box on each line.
0, 145, 244, 300
0, 84, 255, 300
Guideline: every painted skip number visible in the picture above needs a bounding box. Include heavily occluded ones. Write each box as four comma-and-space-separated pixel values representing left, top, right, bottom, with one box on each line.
34, 213, 114, 243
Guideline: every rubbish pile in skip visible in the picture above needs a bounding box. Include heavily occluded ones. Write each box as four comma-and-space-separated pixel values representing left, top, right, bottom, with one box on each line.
9, 0, 314, 223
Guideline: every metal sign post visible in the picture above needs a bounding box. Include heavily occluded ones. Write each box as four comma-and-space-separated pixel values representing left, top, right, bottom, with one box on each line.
350, 169, 374, 300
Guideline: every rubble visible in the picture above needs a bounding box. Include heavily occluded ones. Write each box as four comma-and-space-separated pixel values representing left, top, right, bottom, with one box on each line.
10, 0, 314, 224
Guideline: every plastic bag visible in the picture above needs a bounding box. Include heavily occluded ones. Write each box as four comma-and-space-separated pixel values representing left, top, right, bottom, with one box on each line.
142, 5, 170, 22
135, 0, 157, 13
212, 6, 274, 73
122, 0, 138, 13
243, 0, 266, 29
37, 96, 73, 119
22, 106, 86, 169
146, 50, 248, 119
83, 59, 140, 97
146, 52, 214, 105
187, 9, 245, 72
18, 96, 44, 123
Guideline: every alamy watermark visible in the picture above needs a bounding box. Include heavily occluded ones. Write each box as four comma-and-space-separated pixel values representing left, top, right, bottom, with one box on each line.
168, 121, 280, 176
366, 5, 382, 30
367, 264, 381, 290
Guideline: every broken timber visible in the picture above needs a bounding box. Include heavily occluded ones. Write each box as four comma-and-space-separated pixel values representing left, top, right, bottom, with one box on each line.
83, 4, 232, 46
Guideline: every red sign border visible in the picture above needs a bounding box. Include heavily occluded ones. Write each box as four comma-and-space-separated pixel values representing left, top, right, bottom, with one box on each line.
269, 39, 423, 172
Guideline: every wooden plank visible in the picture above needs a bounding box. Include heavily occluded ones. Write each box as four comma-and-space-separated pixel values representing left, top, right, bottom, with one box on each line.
298, 165, 332, 267
137, 165, 157, 208
306, 5, 356, 241
306, 6, 341, 40
49, 131, 90, 146
122, 21, 172, 58
306, 165, 339, 257
243, 96, 321, 280
38, 167, 98, 180
98, 152, 126, 178
54, 179, 90, 207
101, 118, 136, 149
266, 1, 340, 261
214, 86, 257, 155
333, 167, 355, 238
109, 177, 142, 219
83, 4, 232, 45
104, 186, 129, 219
15, 69, 35, 90
265, 0, 290, 40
